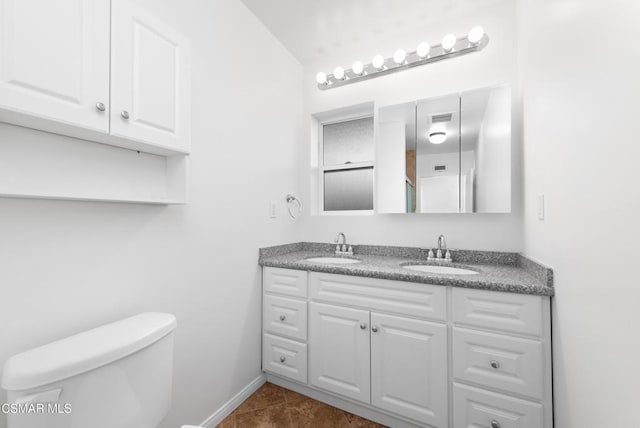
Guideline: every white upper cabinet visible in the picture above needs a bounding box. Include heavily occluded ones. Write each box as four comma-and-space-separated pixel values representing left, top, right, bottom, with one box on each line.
0, 0, 190, 156
110, 0, 190, 153
0, 0, 110, 132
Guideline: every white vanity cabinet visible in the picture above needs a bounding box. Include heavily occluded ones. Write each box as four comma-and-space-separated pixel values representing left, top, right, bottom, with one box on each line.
309, 302, 371, 403
307, 302, 448, 427
262, 268, 309, 384
0, 0, 190, 156
262, 267, 553, 428
370, 312, 448, 426
451, 287, 552, 428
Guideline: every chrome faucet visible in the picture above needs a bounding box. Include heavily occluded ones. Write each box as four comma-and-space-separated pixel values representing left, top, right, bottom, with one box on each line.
437, 235, 446, 252
334, 232, 353, 256
428, 235, 452, 262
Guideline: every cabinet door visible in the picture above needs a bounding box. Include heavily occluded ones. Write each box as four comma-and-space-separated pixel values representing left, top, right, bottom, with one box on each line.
309, 302, 370, 403
370, 313, 448, 427
110, 0, 190, 152
0, 0, 110, 132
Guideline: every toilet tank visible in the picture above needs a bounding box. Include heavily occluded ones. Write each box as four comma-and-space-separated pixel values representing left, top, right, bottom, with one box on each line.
1, 313, 177, 428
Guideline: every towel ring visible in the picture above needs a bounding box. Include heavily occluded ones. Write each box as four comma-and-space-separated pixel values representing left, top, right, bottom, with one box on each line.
286, 194, 302, 219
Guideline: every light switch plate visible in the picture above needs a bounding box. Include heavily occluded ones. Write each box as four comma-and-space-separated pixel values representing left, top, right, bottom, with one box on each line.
537, 194, 545, 220
269, 200, 277, 218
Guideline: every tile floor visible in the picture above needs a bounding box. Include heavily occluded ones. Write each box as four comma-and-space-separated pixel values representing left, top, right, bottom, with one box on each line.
217, 382, 386, 428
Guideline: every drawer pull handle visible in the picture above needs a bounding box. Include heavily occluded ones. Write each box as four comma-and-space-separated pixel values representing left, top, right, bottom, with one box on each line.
371, 326, 379, 333
491, 420, 500, 428
95, 102, 106, 112
279, 356, 286, 363
121, 110, 130, 120
279, 315, 286, 321
490, 360, 500, 369
360, 323, 367, 330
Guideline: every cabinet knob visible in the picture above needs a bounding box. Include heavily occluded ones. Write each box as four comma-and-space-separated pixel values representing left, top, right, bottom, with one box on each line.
95, 102, 106, 112
491, 420, 500, 428
279, 315, 286, 321
121, 110, 130, 120
371, 326, 379, 333
360, 323, 367, 330
279, 356, 286, 363
490, 360, 500, 369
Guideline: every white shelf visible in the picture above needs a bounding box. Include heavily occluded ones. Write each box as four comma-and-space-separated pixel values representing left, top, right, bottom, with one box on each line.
0, 123, 187, 205
0, 192, 185, 205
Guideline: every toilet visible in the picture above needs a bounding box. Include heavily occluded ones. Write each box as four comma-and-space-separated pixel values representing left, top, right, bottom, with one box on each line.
1, 313, 201, 428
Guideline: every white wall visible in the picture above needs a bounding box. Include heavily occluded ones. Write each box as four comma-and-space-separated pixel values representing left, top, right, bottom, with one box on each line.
519, 0, 640, 426
0, 1, 302, 427
298, 0, 523, 251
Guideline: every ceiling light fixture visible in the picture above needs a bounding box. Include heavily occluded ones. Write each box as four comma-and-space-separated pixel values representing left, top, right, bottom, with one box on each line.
352, 61, 364, 76
441, 34, 457, 51
372, 54, 385, 70
468, 26, 485, 45
429, 131, 447, 145
316, 72, 328, 85
315, 27, 488, 90
393, 49, 407, 64
416, 42, 431, 58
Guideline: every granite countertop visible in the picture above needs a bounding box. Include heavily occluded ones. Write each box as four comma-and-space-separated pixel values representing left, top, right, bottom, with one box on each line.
259, 243, 554, 297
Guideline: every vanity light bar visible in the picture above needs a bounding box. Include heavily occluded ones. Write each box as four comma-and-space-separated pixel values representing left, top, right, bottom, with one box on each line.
316, 27, 489, 90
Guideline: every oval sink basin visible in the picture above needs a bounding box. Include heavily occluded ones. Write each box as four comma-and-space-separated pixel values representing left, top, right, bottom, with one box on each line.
403, 265, 478, 275
305, 257, 361, 264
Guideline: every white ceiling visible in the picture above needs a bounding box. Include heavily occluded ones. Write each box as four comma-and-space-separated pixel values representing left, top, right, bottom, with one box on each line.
239, 0, 504, 64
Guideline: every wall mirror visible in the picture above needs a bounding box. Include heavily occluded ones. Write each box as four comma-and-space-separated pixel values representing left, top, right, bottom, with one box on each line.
376, 84, 511, 213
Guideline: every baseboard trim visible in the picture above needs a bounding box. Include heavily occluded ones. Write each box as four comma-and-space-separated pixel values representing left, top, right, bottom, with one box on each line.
199, 373, 267, 428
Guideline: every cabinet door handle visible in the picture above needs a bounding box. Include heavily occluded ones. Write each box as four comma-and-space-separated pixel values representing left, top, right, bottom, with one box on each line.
491, 420, 500, 428
121, 110, 130, 120
279, 315, 286, 321
371, 326, 379, 333
490, 360, 500, 369
95, 102, 106, 112
279, 356, 286, 363
360, 323, 367, 330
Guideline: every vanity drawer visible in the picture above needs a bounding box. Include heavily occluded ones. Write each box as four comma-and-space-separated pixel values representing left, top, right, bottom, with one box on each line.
263, 294, 307, 341
453, 383, 543, 428
263, 333, 307, 383
452, 288, 543, 336
309, 272, 446, 321
264, 267, 308, 298
453, 327, 544, 399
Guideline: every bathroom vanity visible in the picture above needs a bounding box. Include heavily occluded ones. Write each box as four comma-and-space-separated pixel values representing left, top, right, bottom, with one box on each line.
259, 243, 553, 428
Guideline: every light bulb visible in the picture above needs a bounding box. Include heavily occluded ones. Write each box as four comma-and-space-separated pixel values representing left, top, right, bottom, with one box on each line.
468, 26, 485, 44
417, 42, 431, 58
333, 67, 345, 80
393, 49, 406, 64
428, 131, 447, 145
316, 72, 327, 85
442, 34, 457, 51
372, 54, 385, 70
352, 61, 364, 76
